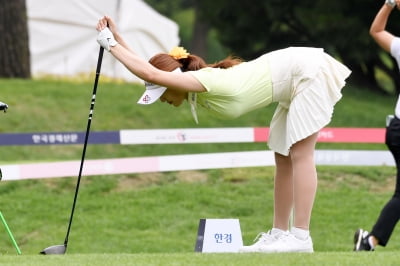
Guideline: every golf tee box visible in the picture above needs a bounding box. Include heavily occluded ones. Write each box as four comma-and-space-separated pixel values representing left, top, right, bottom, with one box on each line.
194, 218, 243, 253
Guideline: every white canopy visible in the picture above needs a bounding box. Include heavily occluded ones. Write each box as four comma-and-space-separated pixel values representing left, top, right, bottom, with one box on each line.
27, 0, 180, 82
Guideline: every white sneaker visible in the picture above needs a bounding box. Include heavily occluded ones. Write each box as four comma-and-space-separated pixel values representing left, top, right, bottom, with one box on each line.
259, 232, 314, 253
239, 229, 285, 253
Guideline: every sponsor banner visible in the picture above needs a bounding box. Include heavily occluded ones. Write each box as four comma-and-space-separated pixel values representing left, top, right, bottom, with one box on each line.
159, 151, 275, 171
316, 128, 385, 143
253, 127, 385, 143
0, 131, 120, 145
120, 128, 254, 144
0, 150, 394, 181
121, 127, 385, 145
316, 150, 393, 166
0, 128, 386, 146
1, 157, 159, 181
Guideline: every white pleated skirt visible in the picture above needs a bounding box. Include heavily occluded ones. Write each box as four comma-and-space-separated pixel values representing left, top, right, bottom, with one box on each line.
266, 47, 351, 156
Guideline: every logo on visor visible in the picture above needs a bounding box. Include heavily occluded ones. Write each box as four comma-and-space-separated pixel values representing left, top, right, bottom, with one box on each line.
142, 95, 151, 104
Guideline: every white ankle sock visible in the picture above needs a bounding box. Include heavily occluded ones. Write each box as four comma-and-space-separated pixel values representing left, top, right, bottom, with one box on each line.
367, 236, 375, 249
290, 227, 309, 240
271, 228, 286, 235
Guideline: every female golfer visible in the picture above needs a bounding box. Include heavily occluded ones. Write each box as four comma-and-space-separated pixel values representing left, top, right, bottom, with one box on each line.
96, 16, 351, 253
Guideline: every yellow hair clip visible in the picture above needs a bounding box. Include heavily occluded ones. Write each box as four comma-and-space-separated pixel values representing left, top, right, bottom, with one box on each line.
169, 46, 190, 60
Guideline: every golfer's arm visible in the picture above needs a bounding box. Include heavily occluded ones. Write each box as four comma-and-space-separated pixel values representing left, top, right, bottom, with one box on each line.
110, 45, 206, 93
111, 44, 158, 81
113, 32, 134, 53
370, 4, 396, 52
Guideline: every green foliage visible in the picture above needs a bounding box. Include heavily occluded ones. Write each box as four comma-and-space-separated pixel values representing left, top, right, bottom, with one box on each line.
145, 0, 400, 93
201, 0, 400, 92
170, 9, 194, 48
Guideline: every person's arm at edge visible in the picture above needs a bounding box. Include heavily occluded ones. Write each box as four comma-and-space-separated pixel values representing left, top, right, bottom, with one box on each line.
370, 3, 397, 52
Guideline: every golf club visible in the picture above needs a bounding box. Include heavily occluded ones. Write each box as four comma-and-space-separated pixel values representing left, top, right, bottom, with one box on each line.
40, 45, 104, 255
0, 211, 22, 255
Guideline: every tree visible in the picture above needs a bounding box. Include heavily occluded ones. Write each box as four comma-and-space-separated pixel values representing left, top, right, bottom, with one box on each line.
0, 0, 30, 78
144, 0, 210, 58
203, 0, 400, 94
145, 0, 400, 94
189, 1, 209, 58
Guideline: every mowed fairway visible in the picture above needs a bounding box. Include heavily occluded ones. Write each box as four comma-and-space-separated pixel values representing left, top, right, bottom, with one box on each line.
0, 166, 400, 265
0, 79, 399, 265
0, 252, 399, 266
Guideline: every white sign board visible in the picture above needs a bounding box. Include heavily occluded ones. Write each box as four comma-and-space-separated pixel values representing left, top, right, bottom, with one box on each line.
195, 218, 243, 253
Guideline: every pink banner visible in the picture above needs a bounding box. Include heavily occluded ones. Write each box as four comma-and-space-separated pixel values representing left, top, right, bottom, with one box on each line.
19, 157, 160, 179
253, 127, 385, 143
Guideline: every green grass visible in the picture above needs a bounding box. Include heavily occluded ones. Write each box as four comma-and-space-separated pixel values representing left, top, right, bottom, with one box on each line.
0, 253, 399, 266
0, 167, 400, 265
0, 79, 399, 264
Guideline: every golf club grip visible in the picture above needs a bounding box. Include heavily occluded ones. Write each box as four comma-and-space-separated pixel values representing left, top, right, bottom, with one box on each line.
64, 45, 104, 246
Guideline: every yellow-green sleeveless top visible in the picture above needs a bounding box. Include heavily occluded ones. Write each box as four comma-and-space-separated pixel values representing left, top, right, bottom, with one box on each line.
189, 54, 273, 120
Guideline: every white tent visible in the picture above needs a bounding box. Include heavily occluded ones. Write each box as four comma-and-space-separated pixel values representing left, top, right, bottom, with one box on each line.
27, 0, 180, 82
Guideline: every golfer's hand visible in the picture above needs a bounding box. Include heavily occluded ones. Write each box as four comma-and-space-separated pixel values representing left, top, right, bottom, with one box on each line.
96, 16, 121, 51
97, 28, 118, 52
97, 16, 117, 34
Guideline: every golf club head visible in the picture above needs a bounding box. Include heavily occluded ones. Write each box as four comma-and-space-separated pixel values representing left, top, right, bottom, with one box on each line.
0, 102, 8, 113
40, 244, 66, 255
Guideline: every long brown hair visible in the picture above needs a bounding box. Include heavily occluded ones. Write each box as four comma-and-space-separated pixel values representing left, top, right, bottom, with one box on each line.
149, 53, 243, 72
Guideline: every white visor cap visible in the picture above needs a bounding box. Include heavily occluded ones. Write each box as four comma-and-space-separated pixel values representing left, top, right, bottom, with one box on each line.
137, 68, 182, 105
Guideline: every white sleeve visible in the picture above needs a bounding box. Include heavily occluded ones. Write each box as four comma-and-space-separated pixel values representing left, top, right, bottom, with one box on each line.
390, 38, 400, 68
390, 38, 400, 117
395, 95, 400, 118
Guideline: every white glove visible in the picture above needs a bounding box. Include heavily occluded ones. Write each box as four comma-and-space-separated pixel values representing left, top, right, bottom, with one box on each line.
386, 0, 396, 7
97, 28, 118, 52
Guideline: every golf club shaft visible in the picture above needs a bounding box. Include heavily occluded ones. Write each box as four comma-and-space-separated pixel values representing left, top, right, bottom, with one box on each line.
64, 46, 104, 246
0, 211, 22, 254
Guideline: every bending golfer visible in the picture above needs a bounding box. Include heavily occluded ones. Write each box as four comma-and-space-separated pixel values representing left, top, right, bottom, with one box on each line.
354, 0, 400, 252
96, 16, 351, 253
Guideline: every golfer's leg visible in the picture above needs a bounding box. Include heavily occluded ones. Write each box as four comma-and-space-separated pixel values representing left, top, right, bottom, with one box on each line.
273, 152, 293, 231
290, 132, 319, 230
